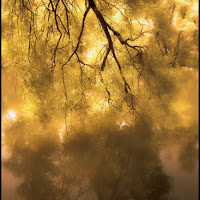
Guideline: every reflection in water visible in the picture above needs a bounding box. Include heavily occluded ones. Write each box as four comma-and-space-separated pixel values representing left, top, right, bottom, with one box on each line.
3, 120, 172, 200
158, 123, 199, 173
160, 146, 198, 200
1, 70, 198, 199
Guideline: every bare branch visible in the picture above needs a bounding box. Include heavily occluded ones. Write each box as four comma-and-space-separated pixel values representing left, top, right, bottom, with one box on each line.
61, 5, 91, 67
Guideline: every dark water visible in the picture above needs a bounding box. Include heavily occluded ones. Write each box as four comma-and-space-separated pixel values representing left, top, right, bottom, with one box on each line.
1, 124, 198, 200
2, 148, 199, 200
160, 146, 198, 200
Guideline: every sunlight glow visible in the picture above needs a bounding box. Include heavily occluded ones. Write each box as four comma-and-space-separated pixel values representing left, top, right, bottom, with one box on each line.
191, 2, 198, 12
92, 102, 102, 111
92, 100, 109, 112
118, 121, 129, 129
58, 132, 63, 141
6, 110, 17, 121
22, 103, 35, 118
175, 0, 190, 6
58, 124, 66, 141
172, 0, 198, 31
113, 11, 123, 23
172, 12, 179, 28
86, 47, 97, 63
182, 66, 194, 71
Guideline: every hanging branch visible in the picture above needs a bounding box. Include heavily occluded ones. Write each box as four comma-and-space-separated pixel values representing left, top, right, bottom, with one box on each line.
61, 4, 91, 68
171, 31, 182, 68
88, 0, 144, 120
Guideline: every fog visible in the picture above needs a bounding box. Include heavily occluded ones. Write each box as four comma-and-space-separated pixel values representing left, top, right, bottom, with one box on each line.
2, 68, 198, 200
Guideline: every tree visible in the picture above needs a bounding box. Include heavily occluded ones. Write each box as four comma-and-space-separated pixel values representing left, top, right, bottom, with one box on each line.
2, 0, 198, 130
2, 1, 198, 199
3, 118, 172, 200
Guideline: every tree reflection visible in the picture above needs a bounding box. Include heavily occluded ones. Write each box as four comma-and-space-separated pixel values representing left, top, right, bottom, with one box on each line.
172, 124, 198, 173
3, 119, 172, 200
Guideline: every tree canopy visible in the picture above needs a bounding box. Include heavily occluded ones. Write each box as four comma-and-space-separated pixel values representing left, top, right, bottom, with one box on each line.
2, 0, 199, 199
2, 0, 198, 131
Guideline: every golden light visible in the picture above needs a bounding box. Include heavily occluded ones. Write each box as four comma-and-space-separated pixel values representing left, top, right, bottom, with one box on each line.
175, 0, 190, 6
92, 102, 102, 112
191, 2, 198, 12
113, 11, 123, 23
182, 66, 194, 71
85, 47, 98, 63
58, 124, 66, 141
172, 12, 179, 28
58, 132, 63, 141
118, 121, 129, 129
91, 100, 109, 112
100, 100, 109, 107
22, 103, 35, 118
6, 110, 17, 121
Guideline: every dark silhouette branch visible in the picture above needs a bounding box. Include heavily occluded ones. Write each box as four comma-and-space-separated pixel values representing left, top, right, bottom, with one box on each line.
61, 5, 91, 68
